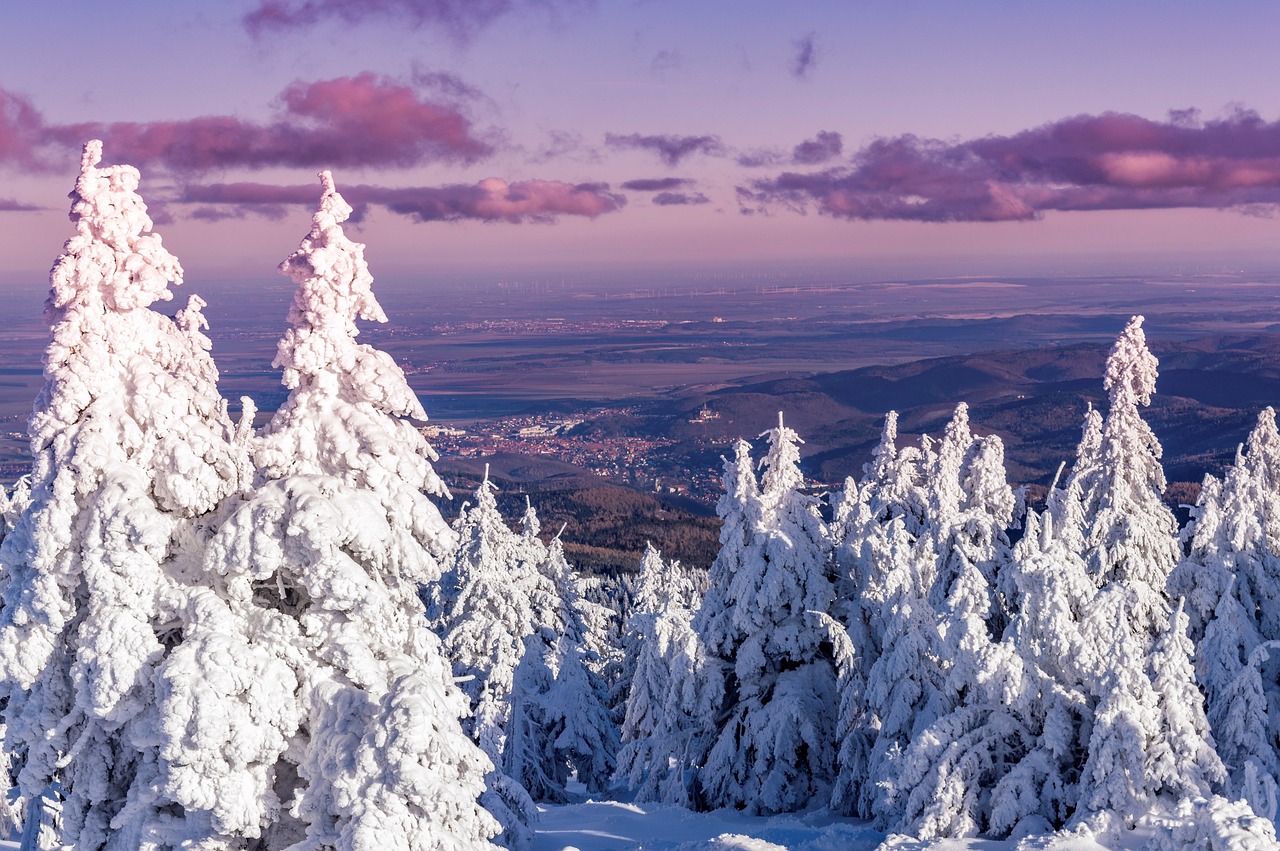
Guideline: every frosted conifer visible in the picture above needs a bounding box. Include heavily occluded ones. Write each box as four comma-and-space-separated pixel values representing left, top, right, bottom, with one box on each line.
536, 537, 619, 793
1171, 407, 1280, 819
617, 543, 717, 803
165, 172, 498, 848
443, 471, 532, 762
987, 510, 1093, 836
1147, 602, 1225, 801
694, 439, 761, 659
1082, 317, 1180, 598
0, 142, 244, 848
698, 415, 838, 813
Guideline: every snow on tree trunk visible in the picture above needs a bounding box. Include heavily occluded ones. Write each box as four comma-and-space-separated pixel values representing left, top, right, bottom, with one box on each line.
0, 142, 246, 849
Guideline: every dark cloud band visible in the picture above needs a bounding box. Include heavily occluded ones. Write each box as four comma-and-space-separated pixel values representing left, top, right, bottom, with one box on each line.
742, 109, 1280, 222
179, 178, 625, 224
605, 133, 725, 167
243, 0, 585, 41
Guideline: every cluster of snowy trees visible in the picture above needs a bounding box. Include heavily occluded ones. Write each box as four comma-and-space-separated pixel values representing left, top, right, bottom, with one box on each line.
3, 142, 1279, 849
0, 142, 558, 850
616, 317, 1280, 845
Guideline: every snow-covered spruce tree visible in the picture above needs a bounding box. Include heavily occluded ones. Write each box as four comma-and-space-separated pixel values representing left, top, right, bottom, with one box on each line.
1071, 317, 1196, 832
162, 172, 500, 848
880, 411, 1024, 838
697, 414, 839, 814
620, 542, 697, 703
681, 440, 759, 804
442, 470, 533, 762
436, 471, 544, 848
1146, 601, 1225, 802
537, 536, 619, 793
620, 544, 683, 742
0, 141, 246, 848
694, 438, 761, 661
617, 543, 717, 803
831, 412, 926, 818
499, 541, 618, 805
999, 316, 1213, 836
441, 474, 615, 813
1170, 407, 1280, 819
986, 509, 1095, 836
491, 530, 618, 807
1074, 317, 1181, 609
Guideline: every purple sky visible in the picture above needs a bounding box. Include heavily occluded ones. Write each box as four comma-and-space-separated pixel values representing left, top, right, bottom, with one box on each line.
5, 1, 1280, 285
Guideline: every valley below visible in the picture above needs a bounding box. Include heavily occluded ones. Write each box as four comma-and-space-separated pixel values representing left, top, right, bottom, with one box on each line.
4, 269, 1280, 574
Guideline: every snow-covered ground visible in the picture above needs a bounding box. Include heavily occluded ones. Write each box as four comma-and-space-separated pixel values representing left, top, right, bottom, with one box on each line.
531, 802, 1143, 851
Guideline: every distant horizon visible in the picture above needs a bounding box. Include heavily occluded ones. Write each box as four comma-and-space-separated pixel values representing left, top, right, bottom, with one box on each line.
2, 251, 1277, 293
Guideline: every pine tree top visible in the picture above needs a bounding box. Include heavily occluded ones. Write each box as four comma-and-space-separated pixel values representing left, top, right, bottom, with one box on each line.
1104, 315, 1158, 409
49, 140, 183, 316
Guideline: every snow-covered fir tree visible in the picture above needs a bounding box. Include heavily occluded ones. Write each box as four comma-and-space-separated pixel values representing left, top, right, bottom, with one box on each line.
616, 543, 717, 804
0, 141, 246, 849
831, 412, 922, 819
697, 414, 839, 814
162, 171, 499, 848
1001, 317, 1219, 836
694, 438, 761, 661
502, 540, 619, 805
986, 509, 1094, 836
1171, 406, 1280, 819
442, 470, 535, 762
536, 536, 619, 793
1070, 317, 1194, 832
876, 408, 1023, 837
435, 471, 544, 848
1146, 601, 1225, 801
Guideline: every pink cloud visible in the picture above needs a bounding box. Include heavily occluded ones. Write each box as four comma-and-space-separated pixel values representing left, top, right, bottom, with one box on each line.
742, 109, 1280, 222
178, 178, 624, 223
791, 130, 843, 165
375, 178, 624, 222
3, 74, 490, 174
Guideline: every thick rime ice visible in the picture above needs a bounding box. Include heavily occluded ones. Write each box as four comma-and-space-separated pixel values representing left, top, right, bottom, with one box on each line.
0, 141, 244, 849
258, 170, 451, 551
0, 161, 498, 849
1171, 406, 1280, 820
167, 171, 500, 850
868, 405, 1021, 838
